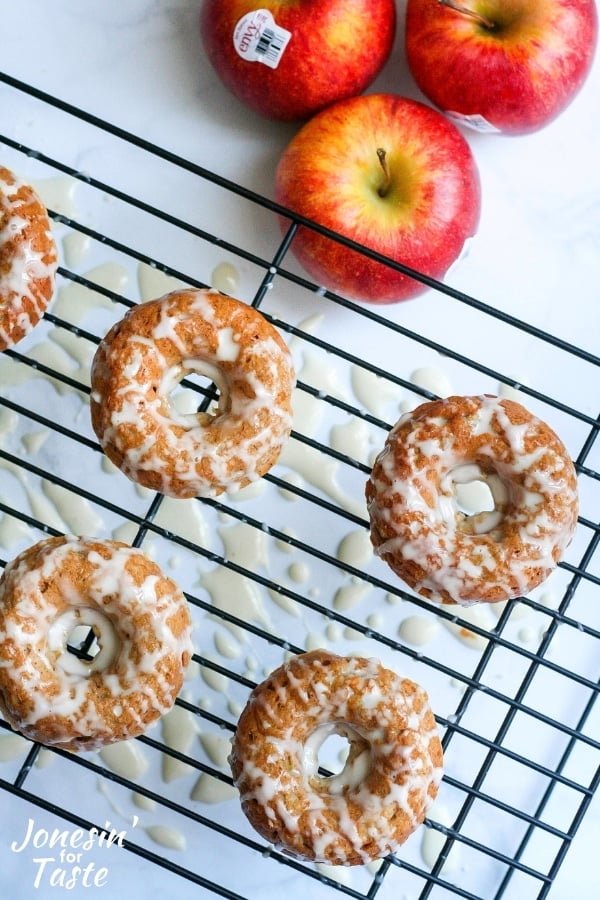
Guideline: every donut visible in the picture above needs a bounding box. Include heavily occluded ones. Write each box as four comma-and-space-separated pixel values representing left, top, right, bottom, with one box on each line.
0, 166, 58, 351
90, 289, 295, 498
229, 649, 443, 866
366, 394, 579, 605
0, 536, 193, 752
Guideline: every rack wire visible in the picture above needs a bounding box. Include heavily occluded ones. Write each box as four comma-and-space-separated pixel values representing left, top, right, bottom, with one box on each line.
0, 72, 599, 899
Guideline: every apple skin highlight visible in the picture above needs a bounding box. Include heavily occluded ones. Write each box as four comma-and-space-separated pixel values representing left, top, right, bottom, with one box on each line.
405, 0, 598, 136
199, 0, 397, 122
274, 93, 482, 304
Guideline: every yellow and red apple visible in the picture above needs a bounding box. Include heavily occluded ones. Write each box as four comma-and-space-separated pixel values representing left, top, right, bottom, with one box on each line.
274, 93, 481, 304
405, 0, 598, 135
199, 0, 397, 121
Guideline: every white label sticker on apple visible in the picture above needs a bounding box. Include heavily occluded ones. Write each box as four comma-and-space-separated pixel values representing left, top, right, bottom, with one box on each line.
233, 10, 292, 69
444, 111, 501, 134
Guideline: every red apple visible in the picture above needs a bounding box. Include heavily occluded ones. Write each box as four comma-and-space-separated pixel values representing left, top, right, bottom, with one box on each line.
274, 93, 481, 304
199, 0, 397, 121
405, 0, 598, 136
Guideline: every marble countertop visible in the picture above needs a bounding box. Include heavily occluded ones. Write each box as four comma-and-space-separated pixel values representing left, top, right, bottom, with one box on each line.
1, 2, 599, 899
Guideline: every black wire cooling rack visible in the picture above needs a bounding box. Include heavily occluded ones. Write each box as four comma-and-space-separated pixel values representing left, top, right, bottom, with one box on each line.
0, 72, 599, 900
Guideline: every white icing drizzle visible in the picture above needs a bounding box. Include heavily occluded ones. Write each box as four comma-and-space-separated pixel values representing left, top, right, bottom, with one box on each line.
31, 175, 78, 220
132, 792, 156, 812
145, 825, 186, 851
334, 582, 371, 611
137, 262, 185, 303
53, 263, 128, 327
0, 458, 67, 532
99, 740, 149, 781
276, 345, 365, 516
305, 632, 329, 651
329, 418, 371, 466
0, 407, 18, 437
277, 471, 303, 500
0, 732, 30, 762
350, 366, 403, 419
199, 657, 229, 695
0, 515, 34, 551
214, 630, 242, 660
287, 561, 310, 584
440, 603, 495, 651
267, 586, 301, 618
399, 615, 441, 647
226, 479, 268, 502
191, 773, 237, 804
154, 496, 211, 549
498, 380, 528, 403
336, 530, 373, 568
367, 395, 579, 605
410, 366, 452, 398
211, 261, 241, 296
28, 339, 82, 397
315, 862, 353, 886
367, 612, 384, 631
279, 440, 365, 519
218, 521, 269, 570
201, 566, 272, 633
420, 802, 461, 873
35, 748, 54, 769
298, 347, 349, 403
199, 732, 231, 769
40, 479, 104, 536
50, 325, 96, 385
161, 704, 197, 783
21, 429, 49, 456
62, 231, 91, 268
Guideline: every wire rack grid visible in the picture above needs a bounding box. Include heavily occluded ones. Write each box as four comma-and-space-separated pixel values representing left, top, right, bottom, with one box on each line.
0, 71, 599, 900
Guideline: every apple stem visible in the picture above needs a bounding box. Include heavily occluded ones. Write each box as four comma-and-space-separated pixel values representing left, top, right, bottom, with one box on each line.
438, 0, 496, 30
377, 148, 391, 198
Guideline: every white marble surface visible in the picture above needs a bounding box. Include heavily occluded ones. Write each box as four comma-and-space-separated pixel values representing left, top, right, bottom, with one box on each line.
1, 2, 599, 899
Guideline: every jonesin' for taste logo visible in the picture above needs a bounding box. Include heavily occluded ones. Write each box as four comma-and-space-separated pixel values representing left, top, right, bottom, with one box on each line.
10, 816, 138, 889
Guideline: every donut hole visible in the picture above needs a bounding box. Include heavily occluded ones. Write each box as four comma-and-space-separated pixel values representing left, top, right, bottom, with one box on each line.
455, 480, 494, 515
306, 724, 372, 792
48, 608, 119, 675
449, 464, 509, 537
317, 731, 352, 776
161, 361, 229, 428
66, 624, 101, 661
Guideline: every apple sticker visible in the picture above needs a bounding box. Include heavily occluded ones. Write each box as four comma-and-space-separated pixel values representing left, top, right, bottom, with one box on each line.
233, 9, 292, 69
444, 112, 501, 134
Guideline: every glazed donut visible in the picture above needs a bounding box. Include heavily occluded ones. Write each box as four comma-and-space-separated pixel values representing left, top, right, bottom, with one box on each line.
90, 289, 295, 498
0, 536, 192, 752
0, 166, 58, 351
366, 394, 579, 605
229, 649, 443, 866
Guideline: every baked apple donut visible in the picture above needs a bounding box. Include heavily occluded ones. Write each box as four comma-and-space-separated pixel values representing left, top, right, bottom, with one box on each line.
0, 536, 192, 752
366, 394, 579, 605
90, 289, 295, 498
229, 650, 443, 865
0, 166, 58, 351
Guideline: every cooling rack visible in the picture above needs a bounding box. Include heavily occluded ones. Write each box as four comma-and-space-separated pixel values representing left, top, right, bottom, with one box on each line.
0, 65, 599, 900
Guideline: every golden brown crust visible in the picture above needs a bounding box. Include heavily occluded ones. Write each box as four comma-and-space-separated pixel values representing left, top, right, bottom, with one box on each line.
230, 650, 443, 865
0, 166, 58, 351
90, 289, 295, 498
0, 536, 192, 752
366, 395, 579, 604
